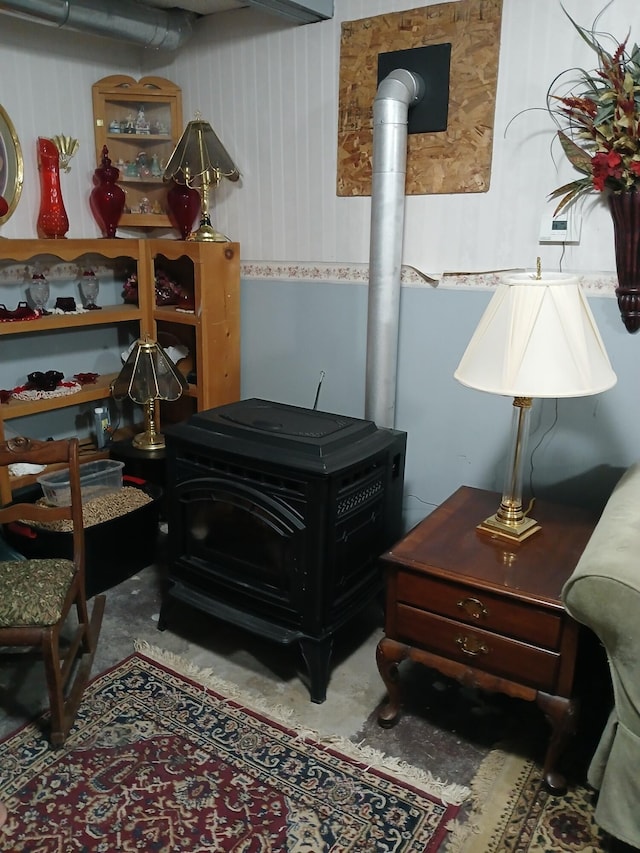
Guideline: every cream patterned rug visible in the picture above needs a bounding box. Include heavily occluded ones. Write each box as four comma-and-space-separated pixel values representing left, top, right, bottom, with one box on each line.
445, 746, 610, 852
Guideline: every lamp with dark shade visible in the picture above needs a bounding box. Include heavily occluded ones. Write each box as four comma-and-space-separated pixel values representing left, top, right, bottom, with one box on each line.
111, 336, 188, 451
163, 113, 239, 242
454, 267, 617, 542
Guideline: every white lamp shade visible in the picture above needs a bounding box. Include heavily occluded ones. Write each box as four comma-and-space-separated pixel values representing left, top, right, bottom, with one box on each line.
454, 272, 617, 398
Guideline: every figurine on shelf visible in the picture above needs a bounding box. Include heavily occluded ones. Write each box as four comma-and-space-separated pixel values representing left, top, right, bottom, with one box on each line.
154, 269, 195, 309
135, 105, 150, 134
150, 154, 162, 178
136, 152, 151, 179
122, 269, 193, 309
139, 197, 151, 214
122, 272, 138, 305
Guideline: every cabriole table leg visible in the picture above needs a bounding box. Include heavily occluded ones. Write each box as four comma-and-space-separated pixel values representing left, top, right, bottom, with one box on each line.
376, 637, 410, 727
536, 691, 578, 793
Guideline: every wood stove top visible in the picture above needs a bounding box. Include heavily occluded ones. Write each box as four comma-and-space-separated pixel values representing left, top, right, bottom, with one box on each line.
169, 397, 394, 472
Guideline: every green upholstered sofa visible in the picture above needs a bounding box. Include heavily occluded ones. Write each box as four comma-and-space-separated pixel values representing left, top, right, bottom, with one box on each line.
562, 463, 640, 851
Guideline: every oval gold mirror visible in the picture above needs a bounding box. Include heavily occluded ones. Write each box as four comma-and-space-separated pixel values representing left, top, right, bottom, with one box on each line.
0, 104, 24, 225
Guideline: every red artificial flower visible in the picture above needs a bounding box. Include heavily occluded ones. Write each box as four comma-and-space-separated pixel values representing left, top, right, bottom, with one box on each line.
545, 12, 640, 213
591, 151, 623, 191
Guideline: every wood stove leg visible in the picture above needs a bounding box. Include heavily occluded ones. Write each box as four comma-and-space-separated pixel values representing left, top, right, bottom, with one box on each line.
157, 596, 173, 632
299, 637, 333, 704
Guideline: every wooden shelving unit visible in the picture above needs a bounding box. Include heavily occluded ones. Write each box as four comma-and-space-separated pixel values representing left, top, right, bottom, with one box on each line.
0, 237, 240, 503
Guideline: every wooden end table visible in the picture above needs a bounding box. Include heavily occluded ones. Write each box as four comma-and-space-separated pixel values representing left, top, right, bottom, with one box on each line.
376, 485, 598, 792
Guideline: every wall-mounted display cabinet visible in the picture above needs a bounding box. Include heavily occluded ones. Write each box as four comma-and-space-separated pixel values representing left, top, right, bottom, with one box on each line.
0, 238, 240, 503
92, 75, 182, 230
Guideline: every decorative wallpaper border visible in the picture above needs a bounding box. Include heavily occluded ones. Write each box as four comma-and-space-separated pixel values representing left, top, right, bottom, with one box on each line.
0, 258, 618, 297
240, 261, 618, 296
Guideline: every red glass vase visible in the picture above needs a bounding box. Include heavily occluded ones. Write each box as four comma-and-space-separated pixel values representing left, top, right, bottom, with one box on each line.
37, 137, 69, 239
90, 145, 126, 238
609, 191, 640, 333
166, 181, 201, 240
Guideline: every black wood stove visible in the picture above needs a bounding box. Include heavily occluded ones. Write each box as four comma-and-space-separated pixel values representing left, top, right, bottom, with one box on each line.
160, 397, 406, 702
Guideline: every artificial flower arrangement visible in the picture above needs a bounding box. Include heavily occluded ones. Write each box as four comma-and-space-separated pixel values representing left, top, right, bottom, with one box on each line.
547, 5, 640, 214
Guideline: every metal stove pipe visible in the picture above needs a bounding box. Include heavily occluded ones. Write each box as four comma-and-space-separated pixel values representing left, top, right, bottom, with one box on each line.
365, 69, 424, 428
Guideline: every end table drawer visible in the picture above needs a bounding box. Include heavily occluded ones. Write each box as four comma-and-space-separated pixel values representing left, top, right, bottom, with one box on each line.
395, 572, 562, 650
396, 603, 561, 692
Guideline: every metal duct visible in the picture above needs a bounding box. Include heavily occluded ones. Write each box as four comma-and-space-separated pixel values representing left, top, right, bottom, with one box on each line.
365, 69, 424, 429
0, 0, 196, 49
245, 0, 332, 24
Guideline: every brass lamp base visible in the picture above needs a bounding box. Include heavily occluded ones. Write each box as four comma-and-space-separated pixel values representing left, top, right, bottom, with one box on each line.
475, 397, 541, 543
132, 430, 166, 452
191, 214, 229, 242
477, 512, 541, 543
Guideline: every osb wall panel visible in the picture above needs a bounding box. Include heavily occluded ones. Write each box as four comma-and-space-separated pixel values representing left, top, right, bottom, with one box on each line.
337, 0, 503, 197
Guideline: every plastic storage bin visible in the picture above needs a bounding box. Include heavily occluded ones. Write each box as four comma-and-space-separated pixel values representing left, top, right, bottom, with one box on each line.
37, 459, 125, 506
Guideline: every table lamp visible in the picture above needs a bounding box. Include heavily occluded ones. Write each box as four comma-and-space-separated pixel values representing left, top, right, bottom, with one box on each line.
454, 265, 617, 542
163, 113, 239, 242
111, 336, 188, 451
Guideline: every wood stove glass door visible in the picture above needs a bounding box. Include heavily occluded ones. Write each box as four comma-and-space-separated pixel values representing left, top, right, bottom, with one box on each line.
170, 477, 306, 619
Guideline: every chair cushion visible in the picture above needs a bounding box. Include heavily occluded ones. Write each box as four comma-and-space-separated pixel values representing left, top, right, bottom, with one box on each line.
0, 559, 76, 627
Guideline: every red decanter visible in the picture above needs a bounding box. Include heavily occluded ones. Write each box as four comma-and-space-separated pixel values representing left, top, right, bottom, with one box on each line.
90, 145, 125, 238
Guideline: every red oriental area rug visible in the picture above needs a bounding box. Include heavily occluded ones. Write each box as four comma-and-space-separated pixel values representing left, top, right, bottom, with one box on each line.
0, 645, 468, 852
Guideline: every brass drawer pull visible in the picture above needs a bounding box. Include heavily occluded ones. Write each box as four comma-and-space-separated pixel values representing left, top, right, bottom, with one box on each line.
455, 634, 489, 656
457, 597, 488, 620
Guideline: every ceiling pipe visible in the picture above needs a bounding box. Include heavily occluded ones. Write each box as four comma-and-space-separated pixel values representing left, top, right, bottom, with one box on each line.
365, 69, 424, 429
0, 0, 196, 49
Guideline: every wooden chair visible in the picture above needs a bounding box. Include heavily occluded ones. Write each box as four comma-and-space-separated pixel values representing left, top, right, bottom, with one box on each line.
0, 436, 105, 746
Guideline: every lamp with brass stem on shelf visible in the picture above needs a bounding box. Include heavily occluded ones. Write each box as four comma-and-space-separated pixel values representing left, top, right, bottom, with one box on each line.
163, 112, 239, 242
454, 259, 617, 543
110, 336, 188, 452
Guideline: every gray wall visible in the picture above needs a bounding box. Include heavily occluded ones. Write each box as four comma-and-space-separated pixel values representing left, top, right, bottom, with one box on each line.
240, 277, 634, 531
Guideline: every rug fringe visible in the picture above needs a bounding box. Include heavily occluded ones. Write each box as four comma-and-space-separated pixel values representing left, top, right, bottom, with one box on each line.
442, 743, 536, 852
134, 639, 470, 806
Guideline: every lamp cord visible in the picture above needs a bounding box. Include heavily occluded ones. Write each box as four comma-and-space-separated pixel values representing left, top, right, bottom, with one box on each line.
528, 398, 559, 499
525, 249, 563, 513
